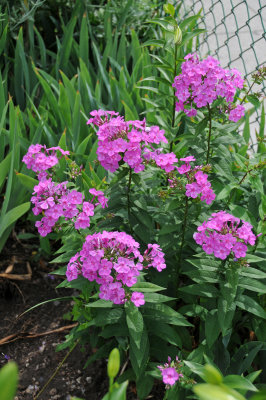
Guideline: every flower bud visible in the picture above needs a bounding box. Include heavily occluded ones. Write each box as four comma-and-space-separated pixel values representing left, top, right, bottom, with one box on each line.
107, 348, 120, 379
174, 26, 182, 45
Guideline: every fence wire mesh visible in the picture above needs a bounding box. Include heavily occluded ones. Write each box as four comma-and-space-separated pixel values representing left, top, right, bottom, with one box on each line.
178, 0, 266, 135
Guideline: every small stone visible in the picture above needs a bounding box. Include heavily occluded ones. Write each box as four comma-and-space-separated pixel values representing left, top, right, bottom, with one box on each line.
49, 388, 57, 396
25, 385, 35, 394
25, 362, 29, 368
76, 377, 82, 384
86, 376, 92, 383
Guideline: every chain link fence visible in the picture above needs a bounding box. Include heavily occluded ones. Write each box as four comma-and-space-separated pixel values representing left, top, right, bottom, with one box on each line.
179, 0, 266, 138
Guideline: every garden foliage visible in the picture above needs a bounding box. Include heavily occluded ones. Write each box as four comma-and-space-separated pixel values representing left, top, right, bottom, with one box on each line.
1, 2, 266, 399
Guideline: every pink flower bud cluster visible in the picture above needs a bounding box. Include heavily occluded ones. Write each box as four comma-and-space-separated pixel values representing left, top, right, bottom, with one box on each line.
158, 356, 183, 387
169, 156, 216, 205
31, 180, 108, 237
173, 53, 245, 121
66, 231, 166, 307
87, 110, 176, 173
193, 211, 257, 260
22, 144, 69, 174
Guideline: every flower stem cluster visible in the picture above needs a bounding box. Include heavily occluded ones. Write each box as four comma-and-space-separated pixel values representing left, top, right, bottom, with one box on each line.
87, 109, 178, 173
157, 356, 184, 388
66, 231, 166, 307
173, 53, 245, 121
193, 211, 257, 260
169, 157, 216, 205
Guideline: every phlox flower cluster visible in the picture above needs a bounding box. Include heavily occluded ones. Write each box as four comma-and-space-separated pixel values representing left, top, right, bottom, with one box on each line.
194, 211, 257, 260
22, 144, 69, 176
169, 157, 216, 205
173, 53, 245, 122
22, 144, 108, 237
66, 231, 166, 307
87, 109, 178, 173
158, 357, 183, 387
31, 180, 108, 237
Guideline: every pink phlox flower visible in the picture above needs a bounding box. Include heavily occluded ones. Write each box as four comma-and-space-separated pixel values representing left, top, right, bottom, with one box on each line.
131, 292, 145, 307
185, 182, 201, 198
87, 109, 119, 126
184, 107, 197, 117
229, 105, 245, 122
161, 367, 179, 386
232, 242, 248, 258
173, 54, 244, 119
194, 213, 256, 260
83, 202, 95, 217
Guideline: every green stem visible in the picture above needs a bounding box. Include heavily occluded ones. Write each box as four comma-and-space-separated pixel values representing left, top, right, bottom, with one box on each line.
225, 164, 260, 209
178, 197, 189, 267
108, 377, 114, 400
206, 104, 212, 165
34, 339, 80, 400
240, 79, 256, 105
170, 43, 178, 152
127, 168, 132, 230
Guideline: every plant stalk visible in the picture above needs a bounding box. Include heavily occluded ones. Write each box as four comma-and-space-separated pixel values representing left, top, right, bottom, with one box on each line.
206, 104, 212, 165
240, 80, 256, 105
178, 197, 189, 267
127, 168, 132, 231
170, 43, 178, 152
34, 339, 80, 400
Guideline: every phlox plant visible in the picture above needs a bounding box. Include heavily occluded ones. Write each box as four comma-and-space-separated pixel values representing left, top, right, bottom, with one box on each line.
21, 24, 266, 399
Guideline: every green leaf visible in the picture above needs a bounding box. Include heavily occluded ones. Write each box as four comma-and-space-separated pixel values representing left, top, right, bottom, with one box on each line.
236, 295, 266, 319
125, 301, 144, 349
79, 13, 89, 65
130, 282, 166, 293
247, 95, 261, 108
205, 310, 220, 348
223, 375, 258, 392
147, 18, 177, 32
0, 152, 12, 190
144, 293, 175, 303
57, 16, 77, 72
202, 364, 223, 384
94, 308, 124, 326
245, 254, 265, 263
16, 173, 38, 191
33, 64, 62, 123
179, 284, 219, 298
142, 39, 165, 48
229, 342, 266, 374
143, 303, 192, 326
102, 381, 128, 400
147, 321, 182, 347
250, 390, 266, 400
193, 383, 245, 400
238, 277, 266, 294
243, 113, 250, 144
0, 202, 30, 237
163, 4, 175, 17
86, 300, 113, 308
0, 362, 18, 400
